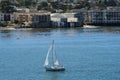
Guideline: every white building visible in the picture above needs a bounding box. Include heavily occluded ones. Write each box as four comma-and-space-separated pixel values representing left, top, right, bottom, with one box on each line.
51, 13, 84, 27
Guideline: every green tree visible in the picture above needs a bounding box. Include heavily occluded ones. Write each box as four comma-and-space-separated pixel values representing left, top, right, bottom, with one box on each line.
40, 2, 48, 8
17, 0, 35, 7
74, 2, 90, 9
0, 21, 9, 27
37, 5, 42, 10
106, 0, 116, 6
47, 0, 51, 3
97, 0, 117, 7
0, 0, 16, 13
37, 2, 48, 10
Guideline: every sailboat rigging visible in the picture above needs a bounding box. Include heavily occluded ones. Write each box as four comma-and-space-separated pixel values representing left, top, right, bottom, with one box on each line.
44, 40, 65, 71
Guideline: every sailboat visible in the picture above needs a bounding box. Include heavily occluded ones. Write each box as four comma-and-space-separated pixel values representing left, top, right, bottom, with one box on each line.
44, 40, 65, 71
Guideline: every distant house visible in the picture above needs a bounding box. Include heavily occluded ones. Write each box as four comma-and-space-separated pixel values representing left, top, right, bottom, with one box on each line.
31, 12, 51, 28
51, 13, 64, 27
14, 12, 51, 28
14, 13, 31, 22
16, 8, 30, 13
0, 13, 14, 22
51, 13, 84, 27
70, 9, 88, 24
87, 7, 120, 26
0, 13, 4, 21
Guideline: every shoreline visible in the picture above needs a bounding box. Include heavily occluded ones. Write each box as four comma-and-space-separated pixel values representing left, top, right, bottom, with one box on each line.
1, 25, 120, 31
0, 26, 83, 30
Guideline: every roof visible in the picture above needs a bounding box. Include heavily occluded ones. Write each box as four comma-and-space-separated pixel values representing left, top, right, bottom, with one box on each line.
51, 13, 77, 18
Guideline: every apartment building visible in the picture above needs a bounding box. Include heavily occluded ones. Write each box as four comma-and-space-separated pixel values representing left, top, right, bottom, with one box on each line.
14, 12, 51, 27
31, 12, 51, 28
87, 7, 120, 26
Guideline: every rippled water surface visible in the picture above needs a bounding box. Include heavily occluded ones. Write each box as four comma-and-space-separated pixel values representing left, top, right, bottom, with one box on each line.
0, 27, 120, 80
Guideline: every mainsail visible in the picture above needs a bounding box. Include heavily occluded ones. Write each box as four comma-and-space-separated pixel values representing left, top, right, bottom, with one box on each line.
44, 40, 60, 66
52, 41, 60, 66
44, 45, 52, 66
53, 47, 60, 66
44, 40, 65, 71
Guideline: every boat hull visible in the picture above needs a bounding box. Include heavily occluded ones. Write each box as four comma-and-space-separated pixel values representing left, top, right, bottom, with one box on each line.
45, 66, 65, 71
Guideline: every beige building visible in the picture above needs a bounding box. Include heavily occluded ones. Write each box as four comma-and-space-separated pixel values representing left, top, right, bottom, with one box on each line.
14, 12, 51, 27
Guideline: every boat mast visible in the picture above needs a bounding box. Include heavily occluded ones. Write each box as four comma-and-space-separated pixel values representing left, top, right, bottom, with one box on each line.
52, 40, 56, 66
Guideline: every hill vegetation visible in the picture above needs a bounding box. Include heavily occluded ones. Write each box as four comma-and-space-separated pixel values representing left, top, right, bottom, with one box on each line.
0, 0, 120, 13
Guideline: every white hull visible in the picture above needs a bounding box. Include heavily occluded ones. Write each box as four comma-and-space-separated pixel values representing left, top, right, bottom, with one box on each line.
83, 25, 98, 28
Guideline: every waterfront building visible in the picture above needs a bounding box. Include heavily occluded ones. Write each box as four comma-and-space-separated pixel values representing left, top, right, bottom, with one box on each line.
0, 13, 14, 22
70, 8, 89, 25
87, 7, 120, 26
14, 13, 31, 22
14, 12, 51, 28
51, 13, 65, 27
0, 13, 4, 21
51, 13, 84, 27
31, 12, 51, 28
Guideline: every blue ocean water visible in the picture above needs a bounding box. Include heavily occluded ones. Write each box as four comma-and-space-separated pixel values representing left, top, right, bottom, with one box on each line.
0, 28, 120, 80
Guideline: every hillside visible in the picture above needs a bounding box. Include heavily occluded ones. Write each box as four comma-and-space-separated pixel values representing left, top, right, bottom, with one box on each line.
0, 0, 120, 13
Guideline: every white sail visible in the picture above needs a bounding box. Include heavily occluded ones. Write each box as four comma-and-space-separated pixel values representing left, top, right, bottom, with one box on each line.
54, 60, 59, 66
53, 44, 60, 66
52, 41, 60, 66
44, 45, 52, 66
44, 40, 65, 71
